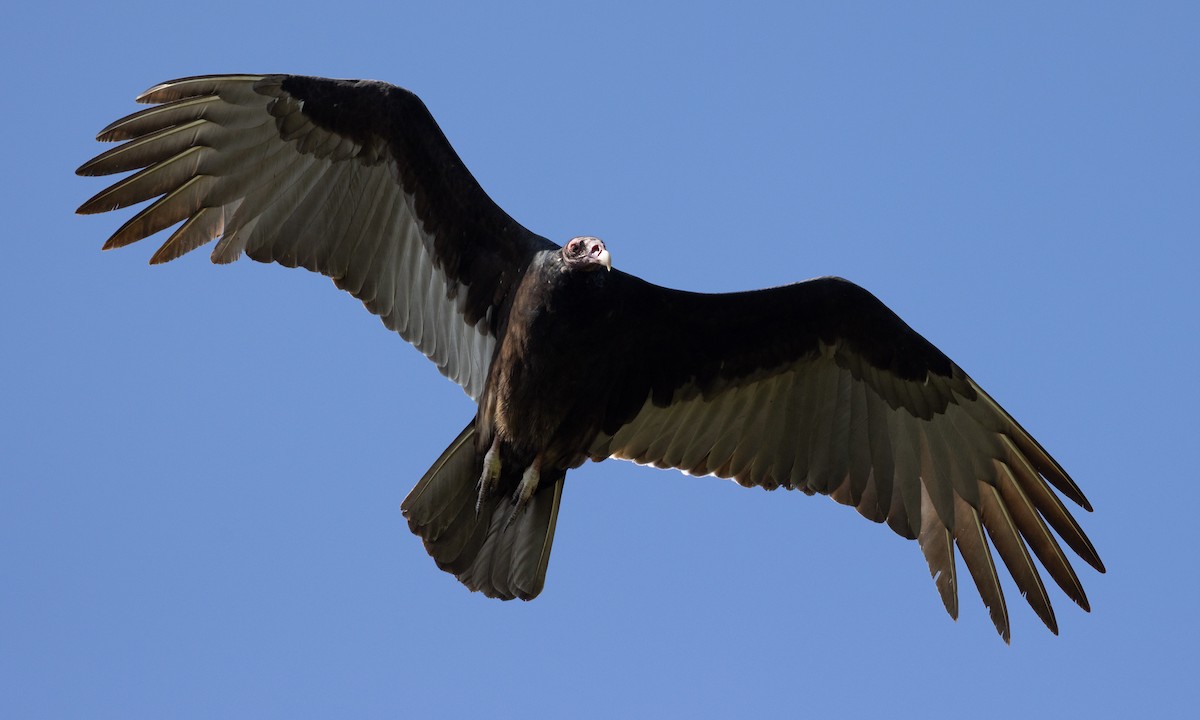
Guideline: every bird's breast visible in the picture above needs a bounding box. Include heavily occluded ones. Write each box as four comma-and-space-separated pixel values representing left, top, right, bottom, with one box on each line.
483, 268, 616, 468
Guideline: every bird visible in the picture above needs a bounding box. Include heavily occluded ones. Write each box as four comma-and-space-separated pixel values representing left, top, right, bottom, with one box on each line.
77, 73, 1103, 642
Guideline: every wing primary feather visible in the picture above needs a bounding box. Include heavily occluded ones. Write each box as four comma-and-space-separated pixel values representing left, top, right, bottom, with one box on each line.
1000, 436, 1104, 573
994, 460, 1091, 611
1010, 425, 1092, 511
78, 119, 210, 176
953, 494, 1010, 642
964, 379, 1099, 508
78, 146, 210, 214
979, 483, 1058, 634
149, 203, 237, 264
917, 482, 959, 619
135, 74, 266, 104
92, 91, 268, 144
102, 175, 218, 250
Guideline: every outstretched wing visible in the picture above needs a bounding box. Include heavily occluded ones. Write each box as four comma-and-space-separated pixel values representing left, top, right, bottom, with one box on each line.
590, 273, 1103, 641
77, 74, 557, 399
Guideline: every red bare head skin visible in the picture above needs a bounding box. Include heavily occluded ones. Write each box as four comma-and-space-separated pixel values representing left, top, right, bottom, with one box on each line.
563, 236, 612, 272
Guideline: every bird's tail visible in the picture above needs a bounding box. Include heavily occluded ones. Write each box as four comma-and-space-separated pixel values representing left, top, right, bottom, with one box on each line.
401, 421, 564, 600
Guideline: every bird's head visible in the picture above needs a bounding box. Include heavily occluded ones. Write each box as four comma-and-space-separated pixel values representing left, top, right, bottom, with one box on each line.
562, 236, 611, 272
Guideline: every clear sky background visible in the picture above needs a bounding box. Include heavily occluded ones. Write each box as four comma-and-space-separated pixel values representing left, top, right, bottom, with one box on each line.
3, 2, 1197, 718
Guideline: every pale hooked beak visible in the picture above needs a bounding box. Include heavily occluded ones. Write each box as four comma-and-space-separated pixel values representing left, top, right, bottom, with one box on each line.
585, 237, 612, 271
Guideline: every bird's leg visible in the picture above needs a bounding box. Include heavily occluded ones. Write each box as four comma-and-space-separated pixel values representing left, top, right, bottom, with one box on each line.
504, 460, 541, 530
477, 438, 502, 513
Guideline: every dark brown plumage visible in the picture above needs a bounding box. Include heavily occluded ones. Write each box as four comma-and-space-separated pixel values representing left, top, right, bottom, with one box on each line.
77, 74, 1103, 641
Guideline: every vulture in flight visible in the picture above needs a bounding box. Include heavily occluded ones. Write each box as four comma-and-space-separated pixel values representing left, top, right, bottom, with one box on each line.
77, 74, 1103, 641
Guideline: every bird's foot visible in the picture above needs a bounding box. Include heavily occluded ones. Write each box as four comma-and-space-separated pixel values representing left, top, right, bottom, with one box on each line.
504, 464, 540, 530
476, 441, 501, 513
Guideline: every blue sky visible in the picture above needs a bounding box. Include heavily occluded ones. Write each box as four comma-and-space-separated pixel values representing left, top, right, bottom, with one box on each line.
3, 2, 1197, 717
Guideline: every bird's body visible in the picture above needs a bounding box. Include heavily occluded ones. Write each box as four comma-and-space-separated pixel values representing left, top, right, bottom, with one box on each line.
482, 245, 612, 474
78, 74, 1103, 641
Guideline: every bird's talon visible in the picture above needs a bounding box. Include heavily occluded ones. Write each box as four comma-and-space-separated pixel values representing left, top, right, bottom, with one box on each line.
504, 464, 540, 530
477, 442, 501, 513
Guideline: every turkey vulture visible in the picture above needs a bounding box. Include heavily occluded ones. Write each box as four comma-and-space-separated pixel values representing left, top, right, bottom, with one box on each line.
77, 74, 1103, 641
